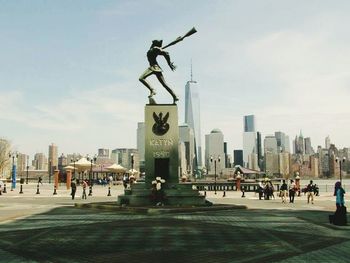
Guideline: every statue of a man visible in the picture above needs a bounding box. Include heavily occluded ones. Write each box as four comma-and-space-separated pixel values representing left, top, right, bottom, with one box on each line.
139, 39, 179, 104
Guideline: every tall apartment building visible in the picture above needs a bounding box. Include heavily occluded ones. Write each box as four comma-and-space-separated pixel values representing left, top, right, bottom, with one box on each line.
16, 153, 28, 172
33, 153, 48, 170
48, 143, 58, 171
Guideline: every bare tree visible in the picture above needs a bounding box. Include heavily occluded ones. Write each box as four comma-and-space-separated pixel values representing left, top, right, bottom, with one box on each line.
0, 138, 11, 178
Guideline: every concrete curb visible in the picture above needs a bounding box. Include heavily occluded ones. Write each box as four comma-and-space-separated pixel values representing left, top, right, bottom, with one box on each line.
74, 202, 247, 214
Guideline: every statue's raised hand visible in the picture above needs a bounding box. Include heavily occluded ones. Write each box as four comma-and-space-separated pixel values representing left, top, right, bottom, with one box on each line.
170, 62, 176, 71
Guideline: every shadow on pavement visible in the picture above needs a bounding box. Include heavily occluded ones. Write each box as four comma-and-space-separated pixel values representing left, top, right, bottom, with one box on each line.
0, 206, 349, 263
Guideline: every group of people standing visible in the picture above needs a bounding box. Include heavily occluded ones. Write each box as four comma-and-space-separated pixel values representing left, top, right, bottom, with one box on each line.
279, 179, 318, 204
279, 179, 298, 203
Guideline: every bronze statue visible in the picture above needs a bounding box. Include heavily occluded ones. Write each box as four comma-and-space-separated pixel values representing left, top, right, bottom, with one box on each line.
139, 27, 197, 104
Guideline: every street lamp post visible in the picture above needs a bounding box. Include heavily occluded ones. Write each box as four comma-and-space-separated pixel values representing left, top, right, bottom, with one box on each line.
49, 159, 52, 184
8, 152, 18, 191
26, 156, 29, 184
336, 157, 346, 185
71, 156, 78, 180
87, 155, 97, 196
210, 156, 220, 195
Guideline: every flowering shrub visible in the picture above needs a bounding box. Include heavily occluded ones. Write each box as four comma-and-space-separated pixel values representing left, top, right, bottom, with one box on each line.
151, 177, 166, 206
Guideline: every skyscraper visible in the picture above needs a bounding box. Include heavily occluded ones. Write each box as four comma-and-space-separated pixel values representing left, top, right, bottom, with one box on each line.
243, 115, 256, 167
185, 72, 202, 168
256, 131, 262, 169
304, 137, 314, 155
294, 132, 304, 155
244, 115, 255, 132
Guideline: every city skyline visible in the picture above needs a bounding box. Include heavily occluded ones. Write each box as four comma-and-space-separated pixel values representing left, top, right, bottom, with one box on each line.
1, 1, 350, 157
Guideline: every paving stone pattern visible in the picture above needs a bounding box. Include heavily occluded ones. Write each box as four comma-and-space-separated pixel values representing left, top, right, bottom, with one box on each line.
0, 207, 349, 263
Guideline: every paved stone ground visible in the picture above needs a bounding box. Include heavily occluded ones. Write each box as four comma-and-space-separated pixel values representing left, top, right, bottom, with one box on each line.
0, 183, 349, 263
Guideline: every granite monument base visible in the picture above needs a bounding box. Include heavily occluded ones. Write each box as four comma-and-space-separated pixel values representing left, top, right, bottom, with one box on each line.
117, 182, 206, 207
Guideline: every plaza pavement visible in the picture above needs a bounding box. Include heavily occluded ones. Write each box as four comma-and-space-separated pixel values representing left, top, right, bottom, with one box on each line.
0, 183, 349, 262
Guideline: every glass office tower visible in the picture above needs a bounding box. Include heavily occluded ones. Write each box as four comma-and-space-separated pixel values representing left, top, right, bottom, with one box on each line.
185, 80, 202, 168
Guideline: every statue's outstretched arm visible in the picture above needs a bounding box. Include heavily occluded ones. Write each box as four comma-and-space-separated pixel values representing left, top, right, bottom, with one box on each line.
161, 50, 176, 71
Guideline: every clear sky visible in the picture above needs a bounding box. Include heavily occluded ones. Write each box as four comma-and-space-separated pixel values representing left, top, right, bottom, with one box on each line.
1, 0, 350, 158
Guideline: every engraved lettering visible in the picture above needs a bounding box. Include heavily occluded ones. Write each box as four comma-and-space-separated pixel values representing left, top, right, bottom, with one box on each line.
149, 139, 174, 147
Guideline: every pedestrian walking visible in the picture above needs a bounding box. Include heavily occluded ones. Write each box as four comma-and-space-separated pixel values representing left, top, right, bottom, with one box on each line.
280, 180, 288, 203
289, 179, 296, 203
82, 180, 88, 199
0, 180, 3, 195
38, 176, 43, 185
109, 175, 113, 186
258, 181, 264, 200
267, 181, 275, 200
306, 180, 315, 204
330, 181, 347, 225
71, 180, 77, 200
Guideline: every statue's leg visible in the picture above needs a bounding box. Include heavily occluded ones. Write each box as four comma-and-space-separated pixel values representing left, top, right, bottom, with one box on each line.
139, 69, 156, 98
156, 73, 179, 104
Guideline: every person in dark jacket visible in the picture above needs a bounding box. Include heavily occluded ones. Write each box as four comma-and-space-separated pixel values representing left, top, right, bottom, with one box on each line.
71, 180, 77, 200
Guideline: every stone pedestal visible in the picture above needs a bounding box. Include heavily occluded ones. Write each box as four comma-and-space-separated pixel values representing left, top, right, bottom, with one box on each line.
117, 104, 206, 206
145, 104, 179, 187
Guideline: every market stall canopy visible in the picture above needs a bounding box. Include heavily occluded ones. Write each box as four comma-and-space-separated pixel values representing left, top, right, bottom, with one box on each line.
63, 165, 78, 170
106, 164, 127, 173
71, 157, 96, 171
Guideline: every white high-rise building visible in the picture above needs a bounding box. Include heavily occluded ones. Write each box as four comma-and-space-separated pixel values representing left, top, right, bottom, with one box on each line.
185, 75, 202, 168
205, 129, 226, 176
137, 122, 145, 166
243, 131, 256, 166
179, 124, 195, 178
279, 152, 290, 178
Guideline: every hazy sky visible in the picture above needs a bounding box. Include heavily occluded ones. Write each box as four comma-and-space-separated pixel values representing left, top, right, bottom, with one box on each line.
1, 0, 350, 158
